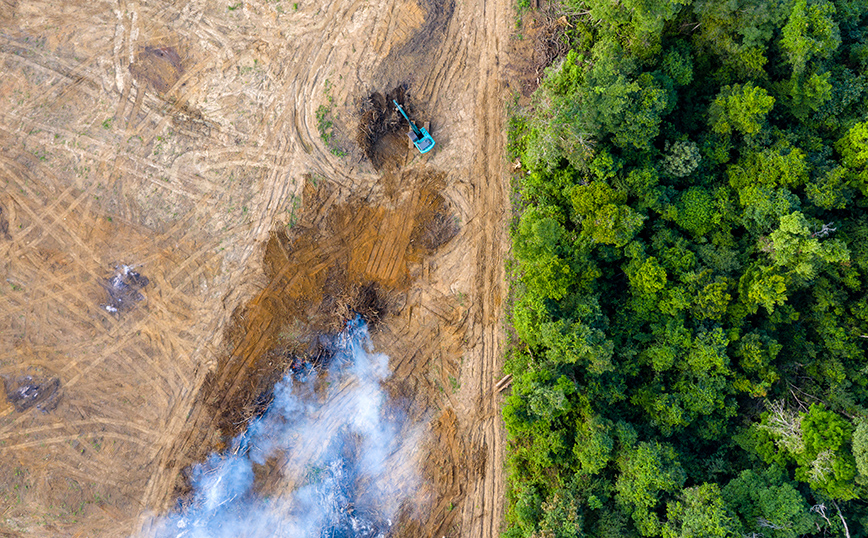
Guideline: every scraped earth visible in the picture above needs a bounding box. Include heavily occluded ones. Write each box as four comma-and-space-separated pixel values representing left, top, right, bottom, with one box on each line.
0, 0, 514, 536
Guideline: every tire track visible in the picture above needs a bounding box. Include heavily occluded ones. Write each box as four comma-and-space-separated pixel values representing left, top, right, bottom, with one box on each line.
458, 0, 510, 536
0, 417, 157, 442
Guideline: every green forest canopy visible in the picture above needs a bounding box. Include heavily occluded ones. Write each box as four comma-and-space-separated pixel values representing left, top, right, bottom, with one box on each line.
504, 0, 868, 536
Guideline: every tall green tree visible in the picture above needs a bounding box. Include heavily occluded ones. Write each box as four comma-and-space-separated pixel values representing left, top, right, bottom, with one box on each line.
616, 442, 686, 536
709, 83, 775, 136
662, 484, 736, 538
723, 466, 816, 538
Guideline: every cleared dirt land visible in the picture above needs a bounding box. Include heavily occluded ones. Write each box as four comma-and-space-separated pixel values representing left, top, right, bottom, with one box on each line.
0, 0, 534, 536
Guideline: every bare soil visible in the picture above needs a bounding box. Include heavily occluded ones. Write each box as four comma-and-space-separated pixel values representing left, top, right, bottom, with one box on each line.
0, 0, 516, 536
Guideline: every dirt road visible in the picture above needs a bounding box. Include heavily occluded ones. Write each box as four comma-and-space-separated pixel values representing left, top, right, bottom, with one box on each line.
0, 0, 512, 536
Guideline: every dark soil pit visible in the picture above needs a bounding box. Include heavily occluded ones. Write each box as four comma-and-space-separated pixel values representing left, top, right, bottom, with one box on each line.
410, 192, 459, 252
372, 130, 411, 171
130, 45, 184, 94
357, 86, 413, 170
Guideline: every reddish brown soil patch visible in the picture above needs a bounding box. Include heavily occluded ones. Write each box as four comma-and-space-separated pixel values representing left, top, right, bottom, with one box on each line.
171, 169, 461, 504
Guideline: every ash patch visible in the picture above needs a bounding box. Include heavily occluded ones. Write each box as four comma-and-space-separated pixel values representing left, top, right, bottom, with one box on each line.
101, 265, 149, 314
3, 375, 61, 412
357, 86, 411, 170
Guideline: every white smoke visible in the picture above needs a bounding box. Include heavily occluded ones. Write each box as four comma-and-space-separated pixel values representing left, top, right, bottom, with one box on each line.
145, 316, 420, 538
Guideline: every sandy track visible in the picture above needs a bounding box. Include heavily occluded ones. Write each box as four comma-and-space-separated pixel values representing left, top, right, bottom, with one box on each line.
0, 0, 512, 536
459, 0, 511, 534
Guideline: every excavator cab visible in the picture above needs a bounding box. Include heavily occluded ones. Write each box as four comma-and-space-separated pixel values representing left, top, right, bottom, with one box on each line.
393, 100, 436, 154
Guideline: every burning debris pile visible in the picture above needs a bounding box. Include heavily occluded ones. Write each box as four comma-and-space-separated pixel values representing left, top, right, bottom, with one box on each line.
101, 265, 149, 314
311, 457, 390, 538
327, 281, 388, 334
150, 316, 417, 538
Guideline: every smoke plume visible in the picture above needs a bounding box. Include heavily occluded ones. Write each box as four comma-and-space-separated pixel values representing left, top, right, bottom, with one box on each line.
148, 316, 419, 538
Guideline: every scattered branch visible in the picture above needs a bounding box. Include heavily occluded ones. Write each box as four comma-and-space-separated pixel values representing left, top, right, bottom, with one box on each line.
832, 501, 851, 538
811, 503, 832, 528
758, 400, 804, 454
811, 222, 837, 238
808, 450, 835, 484
757, 517, 789, 530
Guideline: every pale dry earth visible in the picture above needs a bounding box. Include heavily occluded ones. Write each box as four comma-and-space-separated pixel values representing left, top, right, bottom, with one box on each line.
0, 0, 515, 536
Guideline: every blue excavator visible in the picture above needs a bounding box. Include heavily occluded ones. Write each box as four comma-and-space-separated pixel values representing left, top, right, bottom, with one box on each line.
393, 100, 435, 154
